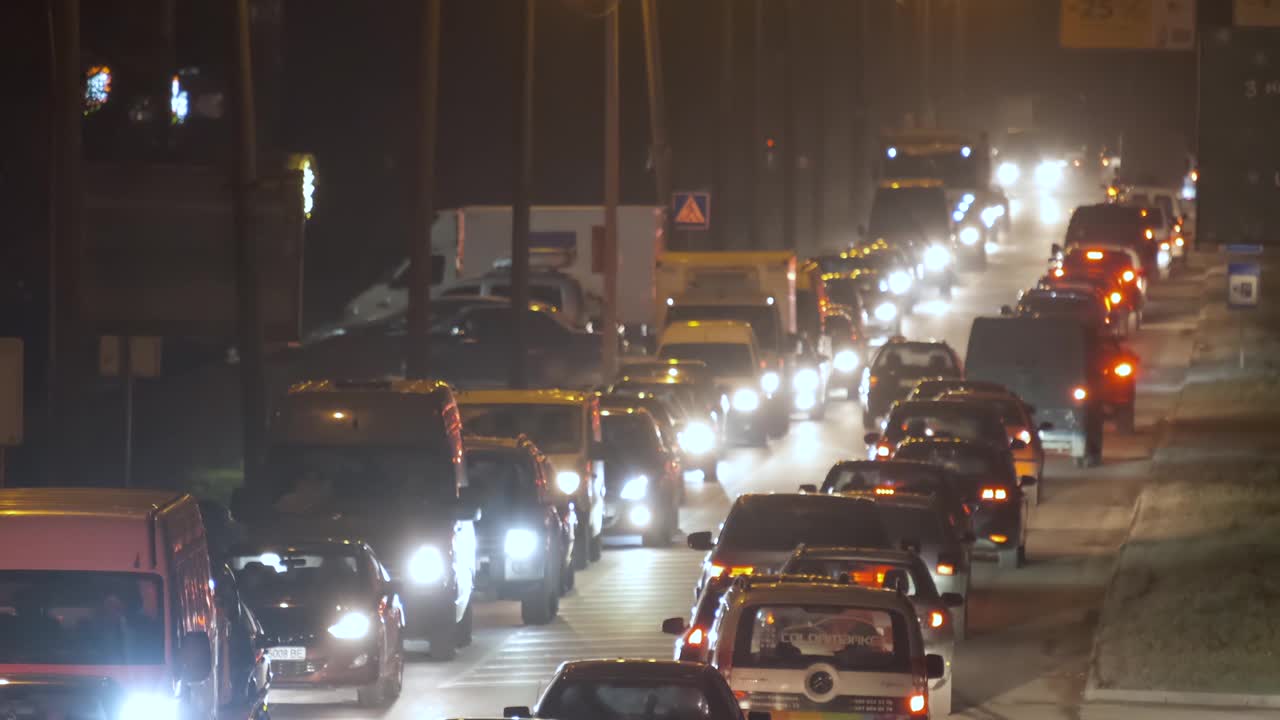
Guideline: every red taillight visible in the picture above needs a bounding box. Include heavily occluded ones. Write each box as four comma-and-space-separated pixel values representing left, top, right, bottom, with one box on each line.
1114, 362, 1133, 378
929, 611, 945, 628
909, 693, 927, 714
686, 627, 704, 646
1122, 269, 1135, 282
937, 562, 955, 576
869, 375, 879, 387
1145, 228, 1155, 240
981, 487, 1008, 501
1110, 291, 1122, 304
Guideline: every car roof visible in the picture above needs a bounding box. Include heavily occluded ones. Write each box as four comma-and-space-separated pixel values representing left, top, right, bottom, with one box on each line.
456, 389, 589, 407
554, 659, 716, 682
830, 458, 947, 473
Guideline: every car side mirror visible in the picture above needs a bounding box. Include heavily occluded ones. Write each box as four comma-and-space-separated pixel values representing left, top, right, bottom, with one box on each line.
863, 432, 880, 445
798, 483, 818, 494
1020, 475, 1038, 487
687, 531, 715, 551
178, 631, 213, 683
1039, 421, 1054, 430
661, 617, 687, 636
942, 592, 965, 608
1009, 438, 1027, 450
1000, 304, 1014, 316
503, 706, 533, 718
925, 653, 946, 680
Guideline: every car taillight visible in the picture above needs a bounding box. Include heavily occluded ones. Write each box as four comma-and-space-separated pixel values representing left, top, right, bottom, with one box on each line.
685, 627, 704, 646
1052, 267, 1064, 278
868, 375, 879, 387
989, 533, 1009, 544
1085, 250, 1104, 260
876, 445, 891, 458
937, 562, 955, 576
1122, 269, 1135, 282
1072, 386, 1088, 401
1110, 291, 1122, 304
981, 487, 1008, 501
1017, 429, 1032, 445
1114, 362, 1133, 378
729, 566, 754, 577
929, 611, 945, 628
909, 693, 927, 714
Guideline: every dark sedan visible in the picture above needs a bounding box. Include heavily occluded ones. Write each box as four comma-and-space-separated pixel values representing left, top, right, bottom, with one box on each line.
599, 401, 683, 546
229, 539, 405, 707
859, 339, 963, 427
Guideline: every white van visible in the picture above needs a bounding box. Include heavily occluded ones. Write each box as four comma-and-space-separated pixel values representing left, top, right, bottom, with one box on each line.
0, 489, 225, 720
657, 321, 777, 446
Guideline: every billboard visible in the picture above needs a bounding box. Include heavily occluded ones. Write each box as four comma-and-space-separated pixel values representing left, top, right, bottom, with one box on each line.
1060, 0, 1195, 50
82, 165, 305, 341
1197, 27, 1280, 247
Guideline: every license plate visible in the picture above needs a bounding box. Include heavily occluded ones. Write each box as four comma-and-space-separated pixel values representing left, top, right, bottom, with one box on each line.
268, 646, 306, 661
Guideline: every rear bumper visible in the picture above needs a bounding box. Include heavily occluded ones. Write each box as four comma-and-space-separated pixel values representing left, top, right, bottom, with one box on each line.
268, 643, 381, 690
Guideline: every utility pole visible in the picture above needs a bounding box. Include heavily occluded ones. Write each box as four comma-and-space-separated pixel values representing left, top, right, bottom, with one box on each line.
711, 0, 734, 251
749, 0, 764, 249
920, 0, 934, 127
850, 0, 870, 236
781, 0, 796, 251
602, 6, 620, 380
641, 0, 672, 251
951, 0, 966, 106
509, 0, 535, 389
407, 0, 441, 380
231, 0, 267, 488
51, 0, 83, 484
812, 2, 827, 251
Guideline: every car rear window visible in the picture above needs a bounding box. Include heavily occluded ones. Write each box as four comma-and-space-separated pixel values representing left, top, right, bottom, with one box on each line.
873, 344, 957, 374
718, 498, 888, 552
824, 463, 949, 495
733, 604, 911, 673
785, 559, 936, 599
965, 318, 1088, 376
883, 404, 1006, 447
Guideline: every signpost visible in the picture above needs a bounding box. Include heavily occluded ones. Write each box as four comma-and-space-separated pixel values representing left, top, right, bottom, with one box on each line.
1227, 260, 1262, 369
0, 339, 22, 488
1197, 27, 1280, 248
672, 191, 711, 231
99, 336, 161, 488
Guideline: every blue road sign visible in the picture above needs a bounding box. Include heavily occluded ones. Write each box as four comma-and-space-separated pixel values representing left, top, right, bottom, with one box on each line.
1227, 261, 1261, 309
672, 192, 711, 230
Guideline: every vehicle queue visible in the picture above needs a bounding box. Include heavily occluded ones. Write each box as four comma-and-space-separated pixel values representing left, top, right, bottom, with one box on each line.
0, 177, 1185, 720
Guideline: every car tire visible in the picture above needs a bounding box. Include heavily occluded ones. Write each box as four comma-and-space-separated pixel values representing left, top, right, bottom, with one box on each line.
572, 527, 589, 570
588, 532, 603, 562
997, 546, 1021, 569
428, 610, 458, 661
521, 562, 560, 625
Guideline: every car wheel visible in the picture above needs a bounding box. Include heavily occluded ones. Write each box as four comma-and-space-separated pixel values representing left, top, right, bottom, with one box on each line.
588, 531, 603, 562
521, 562, 560, 625
572, 527, 589, 570
428, 611, 458, 661
997, 546, 1021, 569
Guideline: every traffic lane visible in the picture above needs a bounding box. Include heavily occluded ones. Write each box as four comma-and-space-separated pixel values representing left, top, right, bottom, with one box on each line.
952, 269, 1203, 717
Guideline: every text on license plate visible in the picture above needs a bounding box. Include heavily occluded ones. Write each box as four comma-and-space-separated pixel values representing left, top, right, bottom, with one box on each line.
268, 646, 306, 661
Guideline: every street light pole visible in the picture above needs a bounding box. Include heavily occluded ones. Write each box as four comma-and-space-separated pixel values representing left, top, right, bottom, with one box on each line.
812, 2, 828, 251
749, 0, 763, 249
641, 0, 672, 250
602, 6, 620, 380
711, 0, 734, 251
407, 0, 441, 380
781, 0, 796, 251
510, 0, 535, 389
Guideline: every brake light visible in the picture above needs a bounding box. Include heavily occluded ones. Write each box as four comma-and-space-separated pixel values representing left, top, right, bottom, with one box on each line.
1114, 362, 1133, 378
1072, 386, 1088, 401
1052, 267, 1064, 278
1017, 429, 1032, 445
875, 486, 895, 495
869, 375, 879, 387
685, 627, 704, 646
1110, 291, 1122, 304
981, 487, 1008, 501
937, 562, 955, 576
989, 533, 1009, 544
876, 445, 891, 458
708, 564, 726, 579
1122, 270, 1135, 282
929, 611, 945, 628
909, 693, 927, 714
1086, 250, 1104, 260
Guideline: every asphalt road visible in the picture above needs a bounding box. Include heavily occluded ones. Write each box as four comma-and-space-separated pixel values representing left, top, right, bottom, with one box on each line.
272, 192, 1203, 720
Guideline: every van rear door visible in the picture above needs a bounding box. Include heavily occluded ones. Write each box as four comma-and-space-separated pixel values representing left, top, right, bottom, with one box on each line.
964, 317, 1089, 412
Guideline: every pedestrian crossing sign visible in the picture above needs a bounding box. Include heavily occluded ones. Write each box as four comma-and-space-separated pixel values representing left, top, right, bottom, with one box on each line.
672, 192, 711, 230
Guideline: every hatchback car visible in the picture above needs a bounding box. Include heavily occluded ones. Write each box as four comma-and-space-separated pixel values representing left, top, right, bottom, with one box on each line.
780, 546, 964, 707
859, 339, 963, 428
465, 435, 576, 624
867, 399, 1013, 461
893, 438, 1034, 569
229, 538, 405, 707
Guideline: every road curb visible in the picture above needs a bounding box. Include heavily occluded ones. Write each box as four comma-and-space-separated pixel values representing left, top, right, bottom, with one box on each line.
1085, 687, 1280, 709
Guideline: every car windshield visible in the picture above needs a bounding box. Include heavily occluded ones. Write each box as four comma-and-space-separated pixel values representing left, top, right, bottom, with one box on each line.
785, 559, 934, 598
660, 343, 754, 377
230, 548, 366, 603
264, 445, 457, 514
825, 278, 866, 309
884, 405, 1004, 446
733, 605, 911, 673
825, 463, 949, 495
718, 499, 888, 552
459, 404, 582, 455
873, 344, 957, 374
666, 305, 779, 351
540, 678, 734, 720
0, 571, 165, 666
466, 450, 539, 508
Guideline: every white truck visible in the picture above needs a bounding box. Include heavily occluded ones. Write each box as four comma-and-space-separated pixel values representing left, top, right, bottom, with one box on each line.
342, 205, 663, 330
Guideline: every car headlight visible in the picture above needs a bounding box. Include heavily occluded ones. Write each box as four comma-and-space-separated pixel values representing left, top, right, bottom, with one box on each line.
833, 349, 858, 373
1035, 160, 1064, 189
887, 270, 912, 295
996, 161, 1020, 186
619, 475, 649, 501
732, 387, 760, 412
504, 528, 539, 560
793, 367, 820, 393
120, 693, 180, 720
328, 611, 372, 640
678, 421, 716, 455
760, 371, 780, 394
923, 245, 951, 272
556, 470, 582, 495
959, 226, 980, 246
874, 301, 898, 323
407, 545, 446, 585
